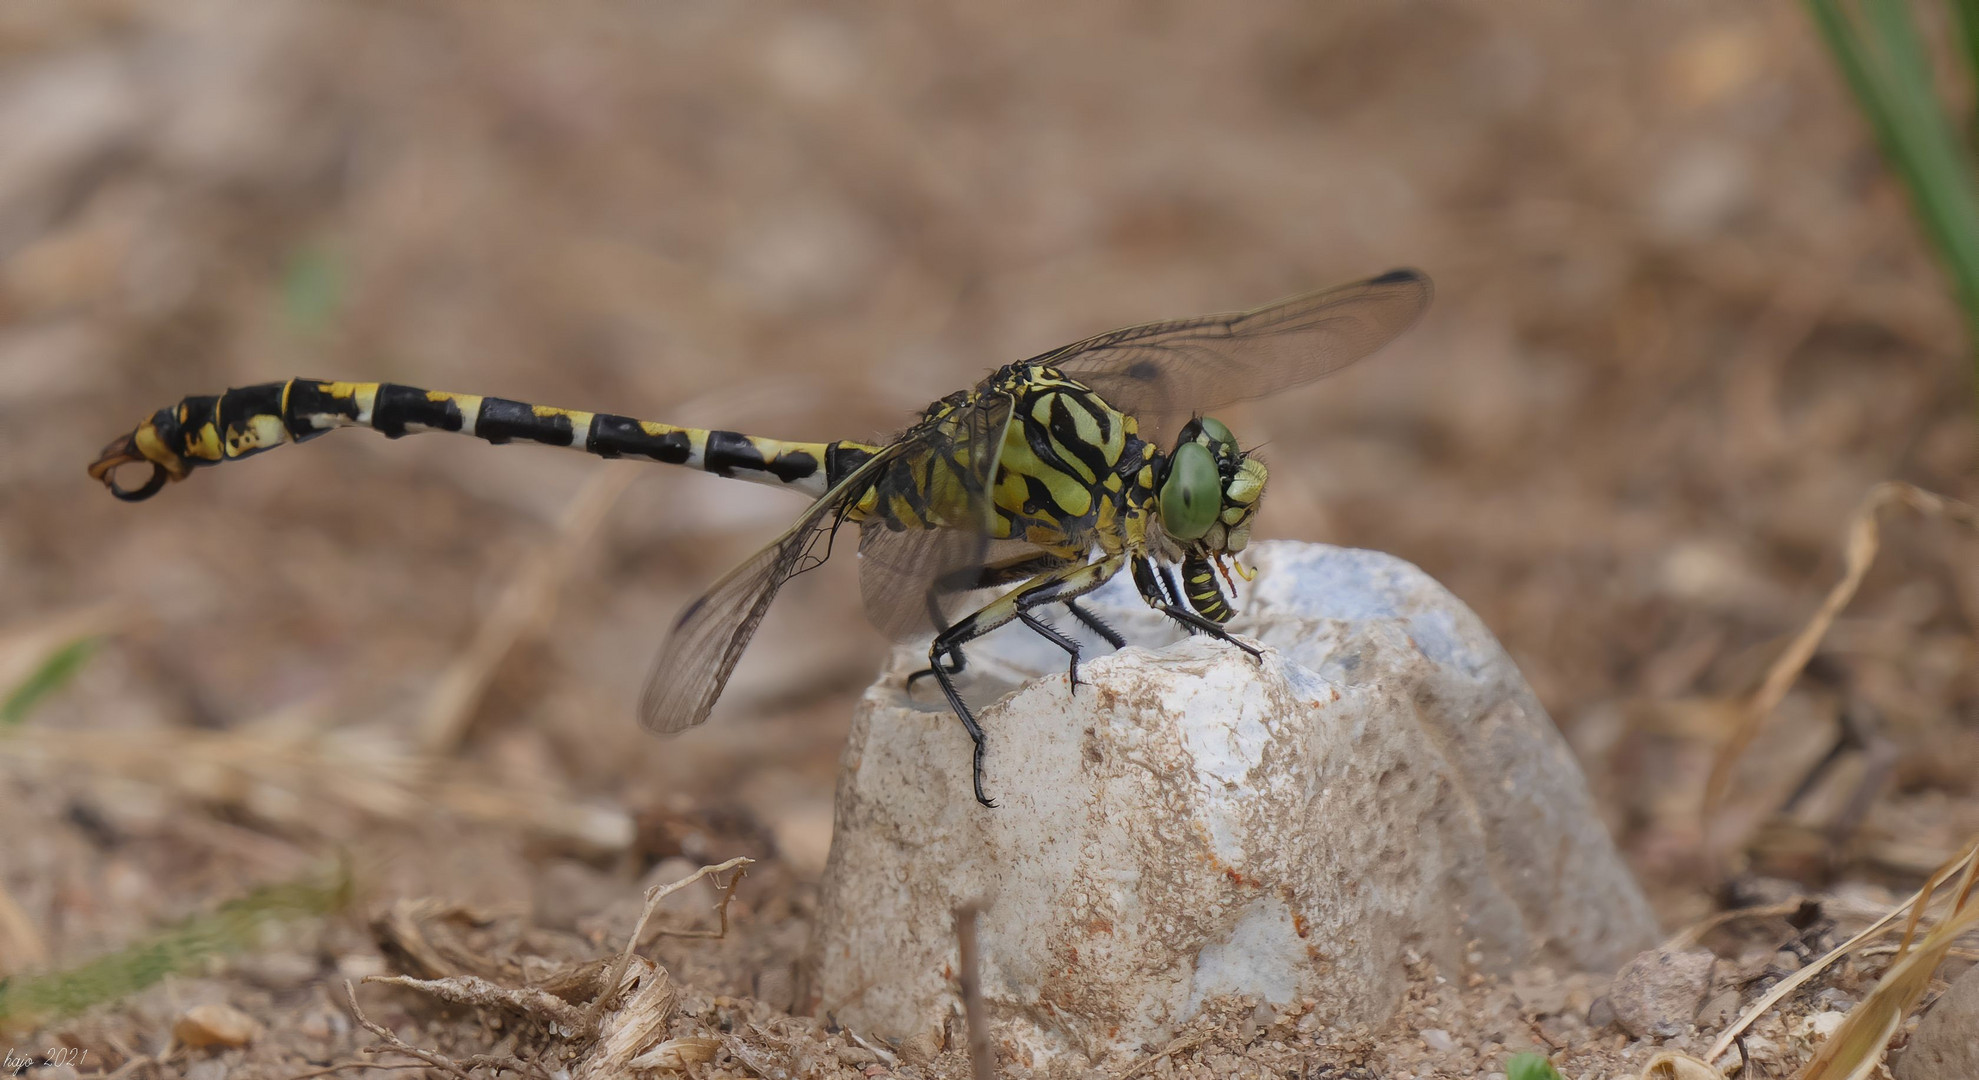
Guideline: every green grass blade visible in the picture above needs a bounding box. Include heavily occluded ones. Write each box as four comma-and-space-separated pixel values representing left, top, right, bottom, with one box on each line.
1865, 0, 1979, 304
0, 869, 350, 1029
1506, 1052, 1567, 1080
1949, 0, 1979, 113
1807, 0, 1979, 399
0, 638, 95, 727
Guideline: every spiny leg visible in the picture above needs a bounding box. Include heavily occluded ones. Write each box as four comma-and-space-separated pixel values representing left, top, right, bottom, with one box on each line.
929, 554, 1127, 807
1065, 599, 1126, 649
1131, 556, 1262, 663
906, 552, 1078, 689
1017, 610, 1085, 687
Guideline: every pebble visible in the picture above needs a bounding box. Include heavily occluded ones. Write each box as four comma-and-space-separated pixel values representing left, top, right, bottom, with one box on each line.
236, 951, 318, 989
1696, 989, 1740, 1029
173, 1003, 259, 1048
1608, 947, 1715, 1039
1421, 1028, 1457, 1053
1802, 1010, 1845, 1039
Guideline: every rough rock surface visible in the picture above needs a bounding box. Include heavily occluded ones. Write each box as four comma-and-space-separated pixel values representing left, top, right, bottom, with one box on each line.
1607, 946, 1715, 1039
1897, 962, 1979, 1080
808, 542, 1658, 1068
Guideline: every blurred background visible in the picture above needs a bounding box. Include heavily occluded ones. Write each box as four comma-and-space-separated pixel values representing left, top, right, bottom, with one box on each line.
2, 0, 1977, 1057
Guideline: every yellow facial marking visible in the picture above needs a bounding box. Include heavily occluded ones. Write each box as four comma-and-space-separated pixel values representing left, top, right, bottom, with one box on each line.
1229, 460, 1266, 503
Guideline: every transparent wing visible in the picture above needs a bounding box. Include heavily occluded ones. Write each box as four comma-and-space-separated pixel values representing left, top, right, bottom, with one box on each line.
640, 451, 894, 735
1044, 268, 1432, 428
857, 390, 1015, 642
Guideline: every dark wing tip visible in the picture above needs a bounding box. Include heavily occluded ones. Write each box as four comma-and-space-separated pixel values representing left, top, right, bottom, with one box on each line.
1369, 266, 1429, 288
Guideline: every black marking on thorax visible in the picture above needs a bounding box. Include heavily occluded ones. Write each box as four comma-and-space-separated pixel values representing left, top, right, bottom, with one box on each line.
1042, 392, 1114, 478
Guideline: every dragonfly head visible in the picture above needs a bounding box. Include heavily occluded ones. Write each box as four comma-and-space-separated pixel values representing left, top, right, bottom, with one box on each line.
1157, 415, 1265, 559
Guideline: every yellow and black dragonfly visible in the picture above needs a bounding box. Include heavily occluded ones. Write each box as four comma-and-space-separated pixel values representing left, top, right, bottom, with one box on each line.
90, 269, 1431, 805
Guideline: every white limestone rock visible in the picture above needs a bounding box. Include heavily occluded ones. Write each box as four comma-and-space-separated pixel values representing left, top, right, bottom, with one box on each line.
809, 541, 1657, 1068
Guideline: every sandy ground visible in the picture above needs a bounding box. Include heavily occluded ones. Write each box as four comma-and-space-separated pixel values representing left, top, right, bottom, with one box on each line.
1, 1, 1976, 1077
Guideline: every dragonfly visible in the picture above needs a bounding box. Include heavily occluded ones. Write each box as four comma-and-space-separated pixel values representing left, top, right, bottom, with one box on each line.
89, 268, 1432, 806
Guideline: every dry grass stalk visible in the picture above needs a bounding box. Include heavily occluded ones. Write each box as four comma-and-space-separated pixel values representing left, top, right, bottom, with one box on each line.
0, 877, 47, 974
1704, 836, 1979, 1069
0, 601, 123, 694
363, 973, 589, 1032
2, 720, 632, 852
1791, 834, 1979, 1080
624, 1035, 721, 1071
343, 859, 751, 1078
418, 463, 637, 754
1636, 1050, 1719, 1079
954, 900, 995, 1080
1664, 897, 1809, 951
372, 898, 510, 981
343, 980, 543, 1080
638, 853, 748, 941
1703, 481, 1979, 855
1114, 1034, 1211, 1080
576, 957, 679, 1079
590, 855, 752, 1030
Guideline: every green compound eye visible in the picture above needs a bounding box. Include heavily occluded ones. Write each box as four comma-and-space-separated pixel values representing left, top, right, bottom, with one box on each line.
1197, 415, 1237, 452
1160, 441, 1220, 542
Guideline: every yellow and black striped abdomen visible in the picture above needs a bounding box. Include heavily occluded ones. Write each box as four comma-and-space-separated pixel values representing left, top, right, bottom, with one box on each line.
89, 379, 878, 501
1180, 554, 1235, 623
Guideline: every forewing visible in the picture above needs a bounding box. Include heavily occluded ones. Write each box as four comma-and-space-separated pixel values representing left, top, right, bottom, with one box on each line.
640, 453, 890, 735
857, 390, 1015, 641
1047, 268, 1432, 427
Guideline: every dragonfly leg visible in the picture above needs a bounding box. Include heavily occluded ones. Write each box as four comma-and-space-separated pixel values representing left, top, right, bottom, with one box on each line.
904, 552, 1078, 689
904, 645, 967, 690
1016, 610, 1085, 688
1132, 557, 1262, 663
929, 553, 1128, 807
1065, 599, 1126, 649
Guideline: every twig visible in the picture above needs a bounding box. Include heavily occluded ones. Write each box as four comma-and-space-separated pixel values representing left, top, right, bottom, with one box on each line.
650, 855, 748, 940
588, 857, 752, 1028
1702, 482, 1979, 857
344, 981, 476, 1080
279, 1060, 436, 1080
845, 1028, 899, 1067
419, 464, 636, 753
1705, 839, 1978, 1063
1114, 1034, 1209, 1080
954, 901, 995, 1080
0, 874, 47, 970
1663, 898, 1809, 950
361, 973, 589, 1031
